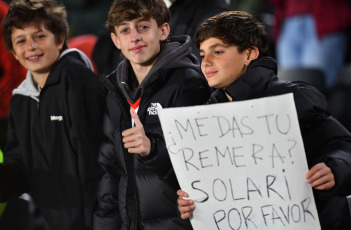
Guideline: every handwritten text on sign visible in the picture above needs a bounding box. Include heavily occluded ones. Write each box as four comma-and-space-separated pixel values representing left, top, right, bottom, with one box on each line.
159, 94, 320, 230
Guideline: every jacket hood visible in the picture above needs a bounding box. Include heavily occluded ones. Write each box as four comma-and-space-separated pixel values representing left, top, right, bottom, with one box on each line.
210, 56, 278, 103
114, 35, 200, 102
225, 56, 278, 101
147, 35, 200, 75
12, 48, 94, 101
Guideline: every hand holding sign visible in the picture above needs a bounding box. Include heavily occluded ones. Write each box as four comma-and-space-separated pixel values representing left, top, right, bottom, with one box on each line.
122, 108, 151, 157
305, 163, 335, 190
177, 189, 195, 219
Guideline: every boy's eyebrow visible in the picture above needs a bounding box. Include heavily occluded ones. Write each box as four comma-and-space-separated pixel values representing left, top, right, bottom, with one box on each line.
118, 21, 128, 27
136, 18, 152, 23
13, 28, 43, 40
118, 18, 152, 27
199, 43, 225, 53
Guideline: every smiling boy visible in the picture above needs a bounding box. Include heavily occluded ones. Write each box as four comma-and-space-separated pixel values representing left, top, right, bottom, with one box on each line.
177, 11, 351, 230
11, 25, 63, 87
1, 0, 105, 229
93, 0, 210, 229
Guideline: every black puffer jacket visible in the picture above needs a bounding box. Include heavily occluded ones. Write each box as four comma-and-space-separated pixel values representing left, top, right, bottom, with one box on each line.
210, 56, 351, 230
94, 36, 210, 230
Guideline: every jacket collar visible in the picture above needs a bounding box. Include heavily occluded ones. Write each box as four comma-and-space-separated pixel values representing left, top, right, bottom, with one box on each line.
45, 49, 93, 87
224, 56, 278, 101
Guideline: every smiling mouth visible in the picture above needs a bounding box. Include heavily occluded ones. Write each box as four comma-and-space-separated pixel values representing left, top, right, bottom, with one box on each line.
206, 71, 217, 78
130, 45, 145, 52
27, 55, 42, 61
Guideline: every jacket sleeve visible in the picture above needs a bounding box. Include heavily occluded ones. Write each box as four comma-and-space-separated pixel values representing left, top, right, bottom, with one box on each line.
94, 88, 126, 230
140, 70, 211, 178
0, 110, 30, 202
294, 85, 351, 198
93, 172, 122, 230
66, 66, 106, 227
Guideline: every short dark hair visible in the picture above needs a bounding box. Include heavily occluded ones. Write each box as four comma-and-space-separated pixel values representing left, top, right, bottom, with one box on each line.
2, 0, 69, 53
196, 11, 269, 56
107, 0, 170, 34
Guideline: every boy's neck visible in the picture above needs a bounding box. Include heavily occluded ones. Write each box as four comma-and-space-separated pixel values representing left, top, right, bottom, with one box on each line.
32, 73, 49, 89
131, 63, 153, 85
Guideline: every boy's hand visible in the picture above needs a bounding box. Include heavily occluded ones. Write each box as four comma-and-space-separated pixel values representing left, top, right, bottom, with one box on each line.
305, 163, 335, 190
122, 108, 151, 157
177, 189, 195, 219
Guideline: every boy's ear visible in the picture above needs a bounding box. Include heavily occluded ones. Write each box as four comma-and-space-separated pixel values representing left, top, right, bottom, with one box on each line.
111, 32, 121, 49
58, 35, 65, 50
244, 46, 259, 66
159, 23, 170, 41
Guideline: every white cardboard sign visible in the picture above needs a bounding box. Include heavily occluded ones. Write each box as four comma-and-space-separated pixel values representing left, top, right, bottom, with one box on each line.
159, 93, 320, 230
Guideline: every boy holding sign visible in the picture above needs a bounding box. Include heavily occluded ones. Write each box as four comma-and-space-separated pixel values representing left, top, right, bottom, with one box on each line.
177, 11, 351, 230
93, 0, 210, 229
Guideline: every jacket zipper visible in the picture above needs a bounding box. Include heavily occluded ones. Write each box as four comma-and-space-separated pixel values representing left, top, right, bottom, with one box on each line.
123, 100, 139, 230
132, 106, 140, 230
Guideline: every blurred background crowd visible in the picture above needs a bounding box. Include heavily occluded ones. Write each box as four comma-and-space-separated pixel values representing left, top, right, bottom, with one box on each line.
1, 0, 351, 229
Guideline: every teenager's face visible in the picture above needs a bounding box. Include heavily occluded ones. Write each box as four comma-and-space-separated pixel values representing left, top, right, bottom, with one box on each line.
199, 38, 251, 89
111, 17, 169, 70
11, 24, 64, 79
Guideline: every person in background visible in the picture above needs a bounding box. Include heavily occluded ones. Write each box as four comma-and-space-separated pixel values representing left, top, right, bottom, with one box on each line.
93, 0, 210, 229
0, 0, 105, 229
270, 0, 351, 87
177, 11, 351, 230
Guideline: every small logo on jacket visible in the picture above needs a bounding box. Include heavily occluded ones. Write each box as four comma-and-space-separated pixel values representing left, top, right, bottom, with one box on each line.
50, 115, 63, 121
147, 103, 163, 115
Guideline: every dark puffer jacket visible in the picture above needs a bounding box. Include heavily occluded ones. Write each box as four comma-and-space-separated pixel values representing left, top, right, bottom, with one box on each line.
210, 56, 351, 230
94, 36, 211, 230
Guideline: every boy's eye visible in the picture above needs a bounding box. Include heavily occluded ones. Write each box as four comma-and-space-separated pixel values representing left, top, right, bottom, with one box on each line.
199, 55, 204, 60
16, 39, 25, 44
139, 25, 148, 30
36, 34, 45, 39
120, 28, 128, 34
214, 50, 223, 55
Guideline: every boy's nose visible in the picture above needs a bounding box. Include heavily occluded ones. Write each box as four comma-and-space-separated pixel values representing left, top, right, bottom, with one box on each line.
131, 29, 141, 42
202, 56, 212, 67
27, 38, 38, 51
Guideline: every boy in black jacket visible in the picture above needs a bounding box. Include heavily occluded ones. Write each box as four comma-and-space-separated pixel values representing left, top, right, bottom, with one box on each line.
0, 0, 105, 229
177, 11, 351, 230
93, 0, 210, 229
